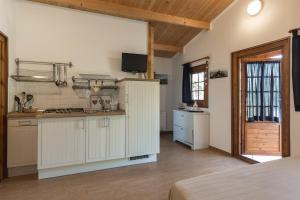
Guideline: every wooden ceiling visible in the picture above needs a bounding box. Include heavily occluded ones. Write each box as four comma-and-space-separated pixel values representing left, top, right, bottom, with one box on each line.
29, 0, 234, 57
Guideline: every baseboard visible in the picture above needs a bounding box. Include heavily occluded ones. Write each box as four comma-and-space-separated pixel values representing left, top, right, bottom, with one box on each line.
38, 154, 157, 179
209, 146, 231, 156
8, 165, 37, 177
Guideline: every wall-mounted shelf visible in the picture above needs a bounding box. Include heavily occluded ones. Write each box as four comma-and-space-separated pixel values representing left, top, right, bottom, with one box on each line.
72, 75, 118, 91
11, 75, 55, 83
11, 58, 73, 84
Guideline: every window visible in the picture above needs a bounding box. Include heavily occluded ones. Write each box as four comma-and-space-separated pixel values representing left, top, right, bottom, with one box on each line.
246, 61, 281, 122
191, 64, 208, 107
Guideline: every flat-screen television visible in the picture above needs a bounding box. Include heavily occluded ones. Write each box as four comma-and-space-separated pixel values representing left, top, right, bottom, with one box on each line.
122, 53, 148, 73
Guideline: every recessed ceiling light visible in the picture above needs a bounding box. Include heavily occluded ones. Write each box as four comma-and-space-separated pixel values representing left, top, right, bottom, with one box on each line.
247, 0, 263, 16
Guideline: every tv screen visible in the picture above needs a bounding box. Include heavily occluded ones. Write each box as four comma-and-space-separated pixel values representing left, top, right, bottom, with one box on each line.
122, 53, 148, 73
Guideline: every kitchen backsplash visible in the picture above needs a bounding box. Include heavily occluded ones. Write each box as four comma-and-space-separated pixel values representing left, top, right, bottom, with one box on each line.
15, 81, 90, 110
15, 79, 121, 110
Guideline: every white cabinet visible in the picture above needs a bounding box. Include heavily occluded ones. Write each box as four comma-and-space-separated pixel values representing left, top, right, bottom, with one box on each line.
86, 116, 125, 162
86, 117, 107, 162
118, 80, 160, 157
38, 118, 86, 169
173, 110, 209, 150
7, 119, 38, 167
107, 116, 126, 160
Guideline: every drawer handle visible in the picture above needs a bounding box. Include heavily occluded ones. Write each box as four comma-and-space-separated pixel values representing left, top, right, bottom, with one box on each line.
78, 120, 85, 129
18, 121, 32, 126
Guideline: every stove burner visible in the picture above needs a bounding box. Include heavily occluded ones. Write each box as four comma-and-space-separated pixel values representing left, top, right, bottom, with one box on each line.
44, 108, 85, 114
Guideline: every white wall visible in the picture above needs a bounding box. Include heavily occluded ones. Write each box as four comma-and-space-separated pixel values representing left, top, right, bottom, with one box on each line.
155, 57, 173, 131
0, 0, 16, 111
173, 0, 300, 155
14, 1, 147, 109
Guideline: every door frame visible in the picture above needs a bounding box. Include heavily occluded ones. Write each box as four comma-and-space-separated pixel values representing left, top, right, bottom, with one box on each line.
231, 37, 290, 163
0, 31, 8, 180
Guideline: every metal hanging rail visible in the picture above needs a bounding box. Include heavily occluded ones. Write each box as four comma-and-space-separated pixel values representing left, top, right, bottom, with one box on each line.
12, 58, 73, 83
15, 58, 73, 68
183, 56, 210, 66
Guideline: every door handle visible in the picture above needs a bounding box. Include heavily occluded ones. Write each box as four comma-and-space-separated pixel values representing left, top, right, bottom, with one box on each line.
78, 119, 85, 129
99, 118, 106, 128
18, 121, 32, 126
106, 118, 110, 127
104, 118, 110, 127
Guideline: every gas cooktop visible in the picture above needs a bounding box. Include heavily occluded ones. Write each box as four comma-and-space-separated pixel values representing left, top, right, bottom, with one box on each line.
44, 108, 85, 114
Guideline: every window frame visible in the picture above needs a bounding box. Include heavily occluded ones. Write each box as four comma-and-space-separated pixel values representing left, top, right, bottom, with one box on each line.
190, 64, 209, 108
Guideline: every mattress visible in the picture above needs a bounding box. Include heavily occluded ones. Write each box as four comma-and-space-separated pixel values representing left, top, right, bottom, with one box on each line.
169, 156, 300, 200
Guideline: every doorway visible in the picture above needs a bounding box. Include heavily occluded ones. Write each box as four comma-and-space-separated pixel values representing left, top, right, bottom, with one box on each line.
0, 31, 8, 180
231, 38, 290, 163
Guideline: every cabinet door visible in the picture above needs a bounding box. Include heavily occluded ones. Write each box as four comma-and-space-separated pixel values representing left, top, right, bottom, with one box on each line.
86, 117, 107, 163
107, 116, 125, 160
8, 124, 37, 167
39, 118, 85, 169
173, 125, 185, 141
184, 113, 194, 144
126, 81, 160, 157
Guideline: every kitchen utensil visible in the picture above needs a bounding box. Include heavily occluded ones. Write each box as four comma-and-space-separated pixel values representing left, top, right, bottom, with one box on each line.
24, 94, 34, 108
14, 95, 21, 112
63, 66, 68, 87
104, 99, 111, 111
90, 95, 102, 110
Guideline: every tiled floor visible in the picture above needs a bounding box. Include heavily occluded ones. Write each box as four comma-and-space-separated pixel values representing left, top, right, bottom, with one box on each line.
0, 133, 248, 200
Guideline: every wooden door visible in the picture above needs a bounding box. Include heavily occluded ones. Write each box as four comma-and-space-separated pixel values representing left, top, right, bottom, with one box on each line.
126, 81, 160, 157
0, 32, 8, 180
106, 116, 125, 160
240, 57, 282, 156
39, 118, 85, 169
232, 38, 290, 162
86, 117, 107, 163
245, 122, 281, 155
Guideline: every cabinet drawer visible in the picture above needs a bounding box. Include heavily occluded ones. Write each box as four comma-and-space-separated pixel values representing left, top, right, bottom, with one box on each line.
173, 111, 185, 127
8, 119, 38, 127
173, 125, 185, 140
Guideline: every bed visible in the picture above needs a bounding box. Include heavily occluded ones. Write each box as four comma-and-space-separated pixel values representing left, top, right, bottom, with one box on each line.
169, 156, 300, 200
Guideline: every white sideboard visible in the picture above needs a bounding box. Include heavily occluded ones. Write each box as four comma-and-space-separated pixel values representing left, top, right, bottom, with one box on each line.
173, 110, 209, 150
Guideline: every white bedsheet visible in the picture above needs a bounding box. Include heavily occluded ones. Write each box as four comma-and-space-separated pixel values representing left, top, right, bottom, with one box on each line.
169, 156, 300, 200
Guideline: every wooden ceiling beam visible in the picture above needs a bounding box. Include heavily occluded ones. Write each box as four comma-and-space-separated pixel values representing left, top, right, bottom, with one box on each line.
147, 23, 155, 79
154, 43, 183, 53
29, 0, 210, 29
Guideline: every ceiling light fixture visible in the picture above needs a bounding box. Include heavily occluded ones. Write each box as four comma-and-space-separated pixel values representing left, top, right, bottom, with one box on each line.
247, 0, 263, 16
